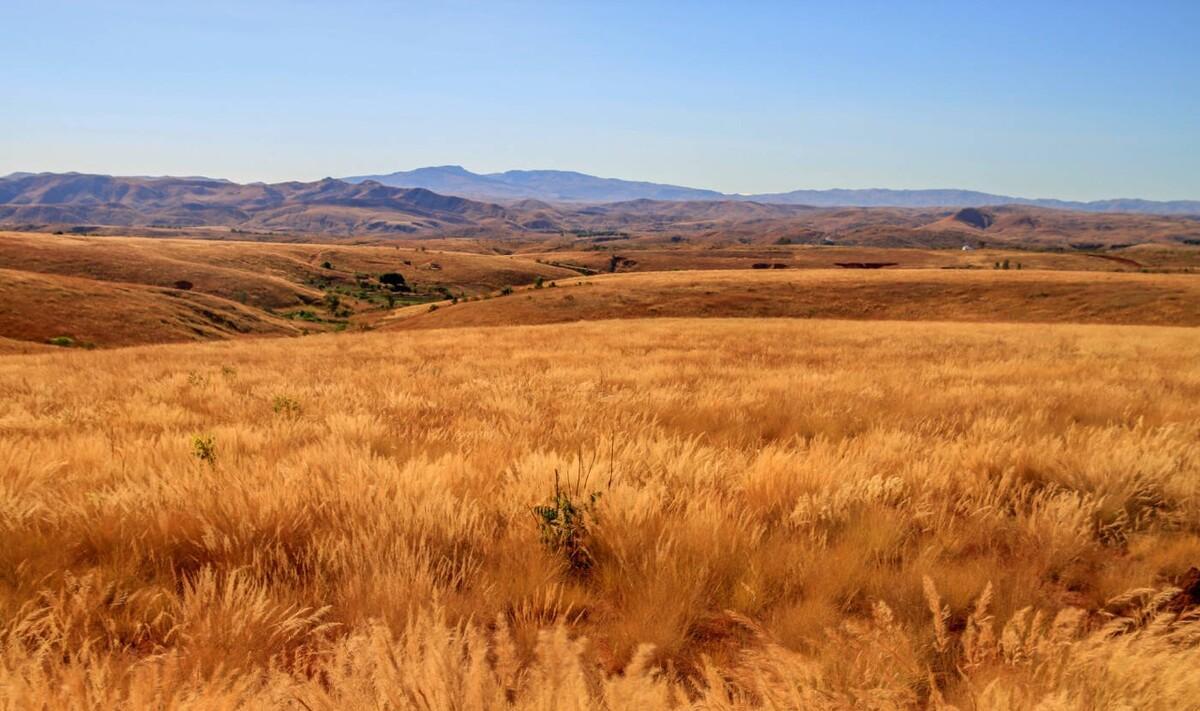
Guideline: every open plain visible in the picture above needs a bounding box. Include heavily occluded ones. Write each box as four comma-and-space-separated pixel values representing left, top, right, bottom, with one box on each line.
5, 3, 1199, 706
1, 312, 1198, 708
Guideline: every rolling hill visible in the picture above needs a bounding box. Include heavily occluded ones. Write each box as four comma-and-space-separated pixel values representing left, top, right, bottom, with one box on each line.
0, 267, 302, 348
0, 231, 575, 347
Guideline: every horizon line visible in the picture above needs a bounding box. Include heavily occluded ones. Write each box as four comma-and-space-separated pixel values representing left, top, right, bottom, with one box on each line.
3, 168, 1198, 206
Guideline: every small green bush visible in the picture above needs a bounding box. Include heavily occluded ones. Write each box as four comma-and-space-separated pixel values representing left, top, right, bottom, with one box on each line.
532, 470, 601, 574
48, 336, 74, 348
379, 272, 409, 291
272, 395, 301, 418
191, 434, 217, 466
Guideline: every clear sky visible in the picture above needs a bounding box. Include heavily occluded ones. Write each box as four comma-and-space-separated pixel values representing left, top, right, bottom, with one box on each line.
2, 1, 1197, 200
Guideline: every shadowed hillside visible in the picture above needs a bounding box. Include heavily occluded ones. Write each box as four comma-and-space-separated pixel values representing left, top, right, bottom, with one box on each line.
0, 268, 301, 348
0, 173, 515, 235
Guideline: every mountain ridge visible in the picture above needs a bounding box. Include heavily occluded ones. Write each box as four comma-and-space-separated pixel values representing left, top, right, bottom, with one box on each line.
3, 172, 1198, 248
0, 172, 517, 236
343, 166, 1200, 215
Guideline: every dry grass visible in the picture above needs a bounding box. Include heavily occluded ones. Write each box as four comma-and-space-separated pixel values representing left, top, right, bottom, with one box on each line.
0, 337, 52, 356
387, 268, 1200, 331
0, 232, 575, 346
1, 317, 1198, 708
0, 232, 575, 305
0, 267, 301, 348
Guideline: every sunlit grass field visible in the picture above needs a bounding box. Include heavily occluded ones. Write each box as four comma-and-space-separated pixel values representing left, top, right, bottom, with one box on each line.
1, 318, 1198, 708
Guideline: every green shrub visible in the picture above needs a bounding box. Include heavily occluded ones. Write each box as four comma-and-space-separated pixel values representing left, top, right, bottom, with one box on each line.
379, 272, 410, 291
191, 434, 217, 466
48, 336, 74, 348
532, 469, 601, 574
272, 395, 301, 418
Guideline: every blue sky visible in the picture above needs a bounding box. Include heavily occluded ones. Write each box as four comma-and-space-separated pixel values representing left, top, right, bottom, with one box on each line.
2, 1, 1197, 200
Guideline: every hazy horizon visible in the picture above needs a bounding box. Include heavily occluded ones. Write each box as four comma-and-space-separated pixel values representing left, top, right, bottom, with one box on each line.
6, 164, 1200, 205
3, 1, 1198, 201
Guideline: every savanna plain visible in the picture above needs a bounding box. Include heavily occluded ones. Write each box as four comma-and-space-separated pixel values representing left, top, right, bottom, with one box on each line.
2, 312, 1199, 709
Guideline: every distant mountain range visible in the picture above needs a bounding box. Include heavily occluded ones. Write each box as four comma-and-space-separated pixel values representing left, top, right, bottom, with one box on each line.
343, 166, 726, 203
2, 172, 1198, 248
344, 166, 1200, 215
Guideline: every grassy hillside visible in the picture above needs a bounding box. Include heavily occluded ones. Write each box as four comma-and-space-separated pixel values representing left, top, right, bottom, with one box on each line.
387, 268, 1200, 331
0, 232, 575, 347
1, 318, 1197, 707
0, 268, 302, 348
4, 231, 1196, 348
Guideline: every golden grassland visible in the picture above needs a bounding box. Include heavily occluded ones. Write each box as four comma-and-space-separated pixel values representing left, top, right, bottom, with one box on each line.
1, 317, 1198, 708
387, 268, 1200, 331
